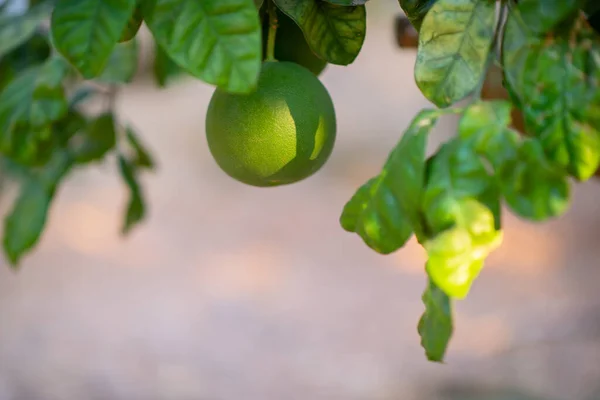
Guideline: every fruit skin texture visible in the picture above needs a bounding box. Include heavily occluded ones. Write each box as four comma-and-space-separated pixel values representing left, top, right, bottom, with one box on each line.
262, 12, 327, 76
206, 61, 337, 187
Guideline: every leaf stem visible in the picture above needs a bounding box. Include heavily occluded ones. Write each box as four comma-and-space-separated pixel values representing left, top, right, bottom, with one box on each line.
266, 0, 278, 61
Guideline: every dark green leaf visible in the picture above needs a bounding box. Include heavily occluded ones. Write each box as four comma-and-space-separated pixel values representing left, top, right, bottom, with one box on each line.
415, 0, 496, 107
263, 10, 328, 76
69, 112, 116, 163
3, 150, 72, 266
118, 154, 146, 234
504, 14, 600, 181
498, 139, 570, 221
125, 126, 154, 169
422, 140, 502, 299
418, 279, 453, 362
152, 41, 184, 88
97, 39, 139, 84
324, 0, 369, 5
0, 57, 69, 164
0, 1, 52, 58
53, 109, 87, 145
51, 0, 137, 78
119, 4, 143, 42
143, 0, 262, 94
340, 110, 441, 253
398, 0, 437, 31
273, 0, 366, 65
0, 32, 51, 91
586, 0, 600, 17
518, 0, 581, 35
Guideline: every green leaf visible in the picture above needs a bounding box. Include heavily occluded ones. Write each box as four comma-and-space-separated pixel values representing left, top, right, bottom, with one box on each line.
53, 109, 87, 145
324, 0, 369, 5
118, 154, 146, 234
524, 21, 600, 180
518, 0, 581, 35
340, 110, 441, 254
143, 0, 262, 94
51, 0, 137, 78
119, 4, 143, 42
424, 199, 502, 299
0, 57, 69, 164
422, 139, 502, 298
3, 150, 72, 266
69, 112, 116, 163
398, 0, 437, 31
68, 86, 98, 108
0, 1, 52, 58
415, 0, 496, 107
97, 39, 139, 84
125, 126, 154, 170
254, 0, 263, 8
273, 0, 366, 65
504, 13, 600, 181
0, 32, 51, 91
458, 100, 520, 169
418, 279, 453, 362
498, 139, 570, 221
152, 41, 184, 88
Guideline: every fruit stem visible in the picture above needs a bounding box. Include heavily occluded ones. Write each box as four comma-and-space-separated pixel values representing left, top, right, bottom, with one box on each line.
266, 0, 278, 61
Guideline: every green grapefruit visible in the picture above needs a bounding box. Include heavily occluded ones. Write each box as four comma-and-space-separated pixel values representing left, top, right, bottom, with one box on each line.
205, 61, 337, 187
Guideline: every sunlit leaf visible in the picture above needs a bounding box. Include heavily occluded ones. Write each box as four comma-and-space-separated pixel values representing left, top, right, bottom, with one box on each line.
422, 139, 502, 299
415, 0, 496, 107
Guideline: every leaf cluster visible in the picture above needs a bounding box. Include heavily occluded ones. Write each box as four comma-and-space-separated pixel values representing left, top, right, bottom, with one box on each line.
1, 0, 599, 363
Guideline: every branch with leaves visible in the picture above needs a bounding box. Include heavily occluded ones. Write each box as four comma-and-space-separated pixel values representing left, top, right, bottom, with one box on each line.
0, 0, 599, 363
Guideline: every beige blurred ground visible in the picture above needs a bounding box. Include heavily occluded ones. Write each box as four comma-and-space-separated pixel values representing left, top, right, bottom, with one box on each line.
1, 1, 600, 399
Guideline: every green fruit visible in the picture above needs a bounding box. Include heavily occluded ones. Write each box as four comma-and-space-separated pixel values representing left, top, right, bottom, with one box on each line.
206, 61, 337, 187
262, 12, 327, 76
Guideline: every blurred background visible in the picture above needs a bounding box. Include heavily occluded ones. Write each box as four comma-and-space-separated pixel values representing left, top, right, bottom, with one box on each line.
1, 0, 600, 399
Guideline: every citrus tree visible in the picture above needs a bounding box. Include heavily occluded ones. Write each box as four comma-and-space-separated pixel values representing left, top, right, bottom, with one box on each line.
0, 0, 599, 362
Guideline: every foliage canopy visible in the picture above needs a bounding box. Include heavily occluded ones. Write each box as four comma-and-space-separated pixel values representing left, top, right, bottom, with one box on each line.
1, 0, 599, 362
